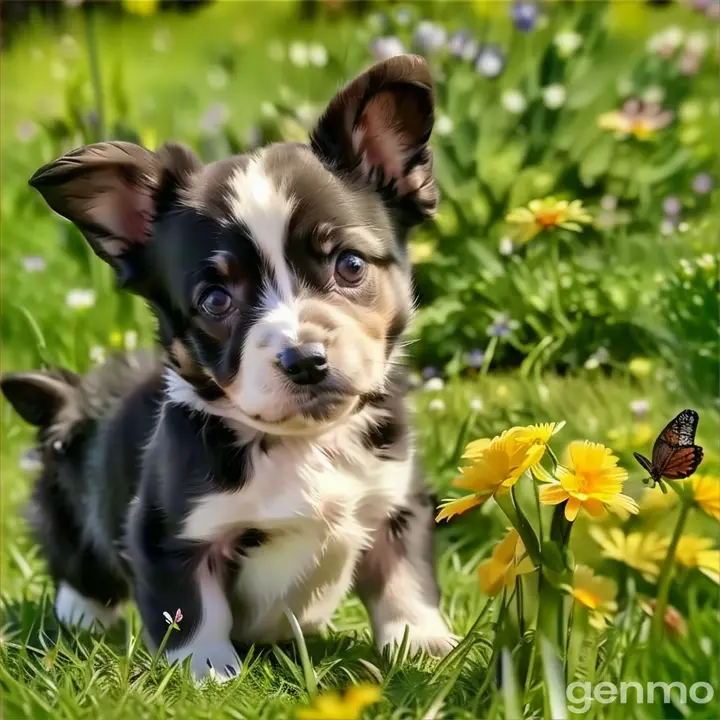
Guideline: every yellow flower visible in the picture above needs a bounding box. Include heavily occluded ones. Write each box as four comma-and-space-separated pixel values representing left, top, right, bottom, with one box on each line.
436, 431, 547, 522
589, 527, 669, 580
463, 421, 564, 460
628, 357, 652, 379
688, 474, 720, 521
506, 197, 592, 244
477, 529, 536, 596
632, 423, 653, 447
123, 0, 158, 15
568, 565, 618, 630
296, 684, 381, 720
675, 535, 720, 584
538, 441, 638, 522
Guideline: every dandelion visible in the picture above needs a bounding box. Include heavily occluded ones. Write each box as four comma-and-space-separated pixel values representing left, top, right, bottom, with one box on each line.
65, 289, 96, 310
688, 475, 720, 521
123, 0, 158, 16
297, 684, 381, 720
628, 357, 652, 379
478, 528, 536, 596
538, 441, 638, 521
370, 36, 405, 61
567, 565, 618, 630
465, 349, 485, 369
288, 41, 310, 67
21, 255, 46, 273
692, 172, 714, 195
501, 89, 527, 115
542, 84, 566, 109
630, 398, 650, 419
487, 313, 520, 339
589, 527, 669, 580
413, 21, 446, 54
639, 599, 688, 637
475, 45, 505, 78
436, 430, 547, 521
506, 197, 592, 244
409, 239, 434, 264
435, 115, 454, 137
675, 535, 720, 584
510, 1, 539, 32
424, 377, 444, 392
598, 99, 673, 141
308, 43, 328, 67
553, 31, 582, 58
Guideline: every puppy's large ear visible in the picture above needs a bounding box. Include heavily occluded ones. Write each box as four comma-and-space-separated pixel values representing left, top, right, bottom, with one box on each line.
29, 141, 199, 288
1, 370, 79, 428
311, 54, 436, 224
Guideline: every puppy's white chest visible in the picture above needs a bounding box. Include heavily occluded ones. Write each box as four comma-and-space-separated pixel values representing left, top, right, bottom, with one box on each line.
180, 435, 413, 643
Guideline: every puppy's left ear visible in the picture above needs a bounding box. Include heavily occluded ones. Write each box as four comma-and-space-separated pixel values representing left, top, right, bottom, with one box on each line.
311, 54, 436, 224
1, 370, 79, 428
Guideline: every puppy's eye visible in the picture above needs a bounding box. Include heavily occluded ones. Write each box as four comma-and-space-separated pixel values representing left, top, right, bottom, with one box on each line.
335, 251, 367, 286
199, 287, 233, 317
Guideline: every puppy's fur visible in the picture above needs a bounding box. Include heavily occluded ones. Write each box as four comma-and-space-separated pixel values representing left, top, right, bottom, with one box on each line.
3, 55, 454, 680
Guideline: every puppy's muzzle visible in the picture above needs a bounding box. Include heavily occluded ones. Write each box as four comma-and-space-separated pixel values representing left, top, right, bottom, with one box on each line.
276, 343, 328, 386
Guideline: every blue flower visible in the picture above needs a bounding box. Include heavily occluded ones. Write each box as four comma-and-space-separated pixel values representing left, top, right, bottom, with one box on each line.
692, 172, 713, 195
422, 365, 439, 380
413, 21, 447, 54
394, 8, 414, 26
448, 29, 478, 60
487, 313, 520, 339
370, 36, 405, 61
510, 1, 539, 32
475, 45, 505, 78
466, 349, 486, 368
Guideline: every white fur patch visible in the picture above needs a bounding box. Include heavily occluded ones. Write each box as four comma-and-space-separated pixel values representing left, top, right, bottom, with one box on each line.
166, 562, 241, 682
179, 411, 415, 644
55, 582, 119, 633
228, 155, 295, 303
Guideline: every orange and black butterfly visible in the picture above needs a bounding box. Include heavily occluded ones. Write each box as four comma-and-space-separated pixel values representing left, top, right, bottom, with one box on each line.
634, 409, 704, 491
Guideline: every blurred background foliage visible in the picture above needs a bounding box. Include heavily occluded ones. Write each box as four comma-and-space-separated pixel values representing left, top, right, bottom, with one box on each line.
1, 0, 717, 409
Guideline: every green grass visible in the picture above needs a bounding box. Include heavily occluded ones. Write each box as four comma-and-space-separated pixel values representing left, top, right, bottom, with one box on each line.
2, 2, 719, 718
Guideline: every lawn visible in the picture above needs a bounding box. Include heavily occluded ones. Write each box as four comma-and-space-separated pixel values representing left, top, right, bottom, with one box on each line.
1, 1, 718, 719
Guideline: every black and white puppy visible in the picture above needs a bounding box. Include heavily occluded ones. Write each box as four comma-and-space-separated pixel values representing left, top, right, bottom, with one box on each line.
6, 55, 454, 680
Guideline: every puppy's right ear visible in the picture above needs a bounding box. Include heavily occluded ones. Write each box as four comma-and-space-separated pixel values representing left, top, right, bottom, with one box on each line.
1, 371, 79, 428
29, 141, 200, 288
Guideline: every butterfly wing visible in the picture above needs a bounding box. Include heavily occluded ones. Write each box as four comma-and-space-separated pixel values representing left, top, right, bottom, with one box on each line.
651, 409, 700, 475
633, 452, 654, 476
661, 445, 704, 480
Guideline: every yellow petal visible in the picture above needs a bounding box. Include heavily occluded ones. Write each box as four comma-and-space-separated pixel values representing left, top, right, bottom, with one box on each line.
436, 494, 484, 522
565, 497, 582, 521
539, 484, 570, 505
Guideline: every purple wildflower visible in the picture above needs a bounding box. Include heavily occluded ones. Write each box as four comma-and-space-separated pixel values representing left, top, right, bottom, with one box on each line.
692, 172, 713, 195
510, 2, 539, 32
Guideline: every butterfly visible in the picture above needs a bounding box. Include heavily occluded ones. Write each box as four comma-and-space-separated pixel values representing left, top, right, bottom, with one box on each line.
633, 409, 704, 492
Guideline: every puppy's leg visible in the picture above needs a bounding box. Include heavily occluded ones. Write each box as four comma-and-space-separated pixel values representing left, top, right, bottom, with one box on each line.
128, 500, 240, 682
356, 489, 455, 657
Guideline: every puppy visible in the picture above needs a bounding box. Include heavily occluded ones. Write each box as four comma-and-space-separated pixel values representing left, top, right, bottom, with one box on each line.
6, 55, 454, 680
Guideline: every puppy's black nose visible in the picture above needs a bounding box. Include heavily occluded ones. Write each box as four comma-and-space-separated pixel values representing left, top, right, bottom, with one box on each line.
277, 343, 328, 385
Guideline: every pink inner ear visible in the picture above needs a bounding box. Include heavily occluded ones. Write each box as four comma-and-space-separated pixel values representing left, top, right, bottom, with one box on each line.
86, 173, 155, 254
355, 91, 414, 189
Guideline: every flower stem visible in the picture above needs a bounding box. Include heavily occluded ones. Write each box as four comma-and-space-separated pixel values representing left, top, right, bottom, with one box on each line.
479, 336, 499, 380
150, 625, 175, 673
651, 501, 691, 642
549, 235, 572, 333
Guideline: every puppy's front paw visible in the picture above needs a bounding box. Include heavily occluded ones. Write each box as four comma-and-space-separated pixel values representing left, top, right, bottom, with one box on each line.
377, 614, 458, 658
169, 641, 242, 683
